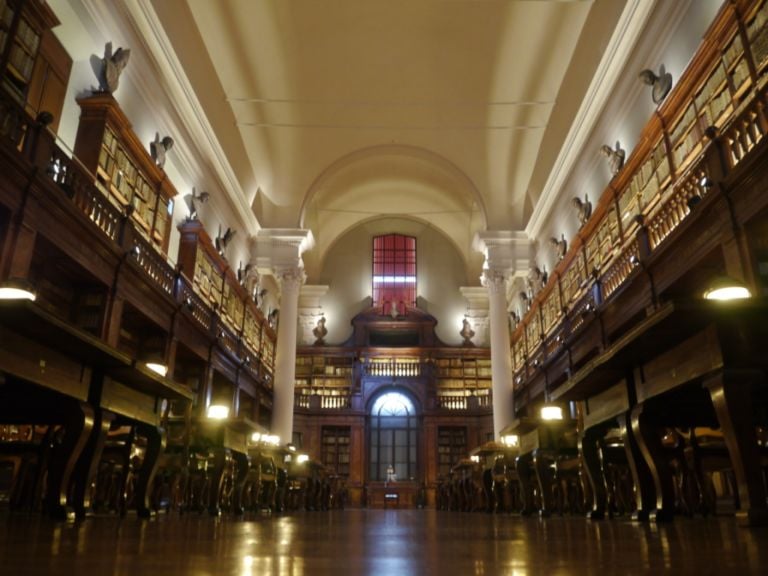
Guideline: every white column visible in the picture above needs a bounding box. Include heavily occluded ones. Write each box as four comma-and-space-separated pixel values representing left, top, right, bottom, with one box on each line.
251, 228, 314, 446
272, 267, 304, 445
473, 231, 531, 439
482, 269, 514, 439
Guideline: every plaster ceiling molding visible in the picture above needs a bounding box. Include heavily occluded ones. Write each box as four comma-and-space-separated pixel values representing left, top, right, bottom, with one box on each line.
527, 0, 693, 245
298, 285, 330, 310
459, 286, 490, 312
301, 144, 485, 272
154, 0, 615, 238
525, 0, 661, 241
82, 0, 260, 236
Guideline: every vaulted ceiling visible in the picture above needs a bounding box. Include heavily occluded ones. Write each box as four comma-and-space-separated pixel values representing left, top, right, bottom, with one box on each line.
149, 0, 626, 269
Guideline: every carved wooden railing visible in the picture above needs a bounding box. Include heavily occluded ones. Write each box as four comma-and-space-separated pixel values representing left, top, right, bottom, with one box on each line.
133, 233, 175, 296
177, 276, 214, 332
364, 359, 423, 378
436, 395, 468, 411
510, 0, 768, 391
0, 85, 280, 387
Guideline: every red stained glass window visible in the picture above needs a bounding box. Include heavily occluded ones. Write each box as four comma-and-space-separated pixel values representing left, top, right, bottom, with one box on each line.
372, 234, 416, 315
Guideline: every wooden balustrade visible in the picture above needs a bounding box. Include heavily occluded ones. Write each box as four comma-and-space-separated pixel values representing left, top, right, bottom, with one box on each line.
132, 235, 175, 296
177, 277, 214, 332
364, 360, 422, 378
510, 0, 768, 393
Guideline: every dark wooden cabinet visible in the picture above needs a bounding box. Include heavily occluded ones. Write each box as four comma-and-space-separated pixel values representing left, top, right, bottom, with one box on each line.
74, 94, 176, 253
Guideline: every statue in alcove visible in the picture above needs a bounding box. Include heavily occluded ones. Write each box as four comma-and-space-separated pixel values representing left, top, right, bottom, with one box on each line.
460, 318, 475, 346
312, 316, 327, 345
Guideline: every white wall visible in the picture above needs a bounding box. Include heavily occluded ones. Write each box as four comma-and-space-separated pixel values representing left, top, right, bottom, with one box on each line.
531, 0, 724, 276
48, 0, 254, 270
315, 217, 471, 346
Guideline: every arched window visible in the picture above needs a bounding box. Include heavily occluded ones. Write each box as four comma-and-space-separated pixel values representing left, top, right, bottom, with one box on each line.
372, 234, 416, 315
369, 391, 418, 482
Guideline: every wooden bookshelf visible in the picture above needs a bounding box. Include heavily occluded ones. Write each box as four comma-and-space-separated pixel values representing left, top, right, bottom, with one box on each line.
73, 94, 176, 254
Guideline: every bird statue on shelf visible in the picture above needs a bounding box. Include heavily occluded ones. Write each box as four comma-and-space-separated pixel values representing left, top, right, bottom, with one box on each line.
237, 262, 252, 286
571, 194, 592, 228
99, 42, 130, 94
215, 226, 236, 258
549, 234, 568, 261
639, 64, 673, 104
150, 133, 174, 169
183, 187, 209, 221
600, 141, 626, 176
528, 266, 547, 295
268, 308, 279, 330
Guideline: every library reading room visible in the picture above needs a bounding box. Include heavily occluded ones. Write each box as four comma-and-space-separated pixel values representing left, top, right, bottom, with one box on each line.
2, 0, 768, 574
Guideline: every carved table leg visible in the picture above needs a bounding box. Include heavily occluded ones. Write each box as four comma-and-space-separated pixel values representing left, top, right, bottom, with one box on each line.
581, 427, 607, 520
71, 410, 115, 519
705, 371, 768, 527
630, 403, 675, 522
134, 423, 166, 518
515, 454, 536, 516
44, 400, 95, 521
231, 452, 250, 515
208, 448, 228, 516
618, 411, 655, 521
533, 449, 556, 517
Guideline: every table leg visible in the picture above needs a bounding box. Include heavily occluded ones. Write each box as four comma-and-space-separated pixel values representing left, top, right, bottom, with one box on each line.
630, 403, 675, 522
705, 371, 768, 527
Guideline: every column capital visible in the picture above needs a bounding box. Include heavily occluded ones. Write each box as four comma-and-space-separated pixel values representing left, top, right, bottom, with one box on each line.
251, 228, 314, 271
480, 268, 508, 295
275, 266, 306, 293
473, 231, 531, 278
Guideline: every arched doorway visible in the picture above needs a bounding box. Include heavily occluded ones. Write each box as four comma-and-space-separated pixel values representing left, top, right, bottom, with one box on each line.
368, 391, 418, 482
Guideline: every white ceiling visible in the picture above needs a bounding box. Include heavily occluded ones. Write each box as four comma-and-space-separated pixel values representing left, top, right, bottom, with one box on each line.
147, 0, 627, 270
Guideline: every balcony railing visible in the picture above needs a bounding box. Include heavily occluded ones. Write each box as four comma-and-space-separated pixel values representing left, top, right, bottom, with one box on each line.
0, 88, 277, 380
364, 359, 422, 378
510, 0, 768, 387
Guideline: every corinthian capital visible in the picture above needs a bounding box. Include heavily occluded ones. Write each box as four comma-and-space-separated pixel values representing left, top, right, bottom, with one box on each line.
481, 268, 508, 295
276, 266, 306, 293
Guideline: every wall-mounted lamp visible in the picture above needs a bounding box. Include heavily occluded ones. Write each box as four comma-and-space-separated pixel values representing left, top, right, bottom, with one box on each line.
145, 362, 168, 377
501, 434, 519, 447
261, 434, 280, 446
207, 404, 230, 420
703, 276, 752, 301
540, 404, 564, 421
0, 278, 37, 301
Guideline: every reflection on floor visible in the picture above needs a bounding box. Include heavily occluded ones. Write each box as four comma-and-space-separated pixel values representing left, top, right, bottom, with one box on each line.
2, 509, 768, 575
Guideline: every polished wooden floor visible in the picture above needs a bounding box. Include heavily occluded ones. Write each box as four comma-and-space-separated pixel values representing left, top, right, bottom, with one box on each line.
2, 509, 768, 575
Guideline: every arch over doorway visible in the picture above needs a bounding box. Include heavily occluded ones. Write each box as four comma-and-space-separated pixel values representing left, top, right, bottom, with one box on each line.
368, 389, 419, 482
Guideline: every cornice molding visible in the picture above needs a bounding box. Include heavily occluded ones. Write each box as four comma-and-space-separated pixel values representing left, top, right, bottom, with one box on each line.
82, 0, 260, 235
526, 0, 663, 239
